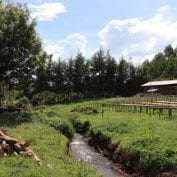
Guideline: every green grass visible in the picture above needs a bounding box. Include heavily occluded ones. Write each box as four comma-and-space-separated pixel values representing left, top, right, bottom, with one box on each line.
0, 111, 101, 177
47, 99, 177, 175
1, 97, 177, 176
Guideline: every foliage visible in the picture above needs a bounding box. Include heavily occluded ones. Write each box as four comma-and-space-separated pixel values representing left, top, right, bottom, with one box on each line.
0, 1, 41, 94
0, 112, 32, 127
32, 91, 58, 105
50, 121, 74, 140
2, 1, 177, 102
70, 116, 90, 134
4, 90, 31, 110
142, 44, 177, 80
32, 91, 84, 105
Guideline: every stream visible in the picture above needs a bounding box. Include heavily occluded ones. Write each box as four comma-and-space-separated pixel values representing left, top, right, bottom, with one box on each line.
70, 133, 119, 177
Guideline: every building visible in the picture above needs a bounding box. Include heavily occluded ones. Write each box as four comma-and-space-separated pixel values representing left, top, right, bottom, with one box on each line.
141, 80, 177, 95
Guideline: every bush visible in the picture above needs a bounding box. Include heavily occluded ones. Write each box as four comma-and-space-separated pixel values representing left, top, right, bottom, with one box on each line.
16, 96, 31, 110
70, 117, 90, 134
32, 91, 58, 105
50, 121, 74, 140
0, 112, 32, 126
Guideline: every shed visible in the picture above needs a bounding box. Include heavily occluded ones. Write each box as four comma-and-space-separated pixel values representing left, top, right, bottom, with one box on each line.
141, 80, 177, 95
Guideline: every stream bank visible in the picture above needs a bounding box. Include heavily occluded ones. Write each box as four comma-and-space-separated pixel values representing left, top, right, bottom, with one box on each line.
70, 133, 120, 177
70, 117, 177, 177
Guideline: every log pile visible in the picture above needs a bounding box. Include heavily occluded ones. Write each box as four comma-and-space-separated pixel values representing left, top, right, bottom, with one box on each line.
0, 128, 42, 165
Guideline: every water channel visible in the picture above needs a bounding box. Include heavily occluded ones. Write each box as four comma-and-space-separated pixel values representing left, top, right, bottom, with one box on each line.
70, 133, 119, 177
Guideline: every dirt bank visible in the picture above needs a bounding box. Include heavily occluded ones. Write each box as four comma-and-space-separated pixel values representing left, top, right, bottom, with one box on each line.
88, 129, 177, 177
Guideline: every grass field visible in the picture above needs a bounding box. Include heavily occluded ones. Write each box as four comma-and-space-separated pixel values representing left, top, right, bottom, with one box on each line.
1, 98, 177, 176
0, 110, 101, 177
51, 98, 177, 176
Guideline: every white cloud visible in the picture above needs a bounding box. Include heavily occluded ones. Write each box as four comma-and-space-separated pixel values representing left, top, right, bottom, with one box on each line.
44, 33, 88, 61
44, 44, 64, 61
99, 5, 177, 63
29, 2, 66, 21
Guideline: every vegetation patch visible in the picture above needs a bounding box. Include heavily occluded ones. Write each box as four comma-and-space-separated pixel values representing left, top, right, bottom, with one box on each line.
70, 118, 90, 134
71, 106, 98, 114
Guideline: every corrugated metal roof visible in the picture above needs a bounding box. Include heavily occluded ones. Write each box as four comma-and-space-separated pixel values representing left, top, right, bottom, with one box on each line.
141, 80, 177, 87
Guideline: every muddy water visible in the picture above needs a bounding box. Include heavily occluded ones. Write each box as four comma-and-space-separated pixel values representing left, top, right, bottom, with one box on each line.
70, 133, 119, 177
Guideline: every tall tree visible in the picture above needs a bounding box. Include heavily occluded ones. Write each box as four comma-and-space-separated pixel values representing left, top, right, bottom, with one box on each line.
116, 58, 129, 96
53, 59, 66, 93
73, 52, 86, 94
149, 52, 166, 79
90, 47, 106, 96
0, 1, 42, 103
164, 45, 176, 60
105, 51, 117, 96
65, 58, 75, 93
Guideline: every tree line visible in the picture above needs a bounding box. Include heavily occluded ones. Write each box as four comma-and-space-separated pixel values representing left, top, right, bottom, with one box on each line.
34, 49, 145, 98
1, 1, 177, 104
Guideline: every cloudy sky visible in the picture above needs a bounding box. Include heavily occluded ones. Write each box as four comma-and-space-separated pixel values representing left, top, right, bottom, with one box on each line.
15, 0, 177, 63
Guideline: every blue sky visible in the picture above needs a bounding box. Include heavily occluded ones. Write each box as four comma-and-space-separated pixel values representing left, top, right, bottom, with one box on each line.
15, 0, 177, 62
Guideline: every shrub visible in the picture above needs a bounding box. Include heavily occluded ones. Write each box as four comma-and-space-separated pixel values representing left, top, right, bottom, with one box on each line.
0, 112, 32, 126
16, 96, 31, 110
70, 116, 90, 134
32, 91, 58, 105
50, 121, 74, 140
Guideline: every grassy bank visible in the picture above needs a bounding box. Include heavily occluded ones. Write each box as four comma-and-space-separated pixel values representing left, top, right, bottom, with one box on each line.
0, 111, 101, 177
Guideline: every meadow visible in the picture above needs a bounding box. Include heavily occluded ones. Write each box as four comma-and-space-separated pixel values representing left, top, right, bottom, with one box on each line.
0, 110, 101, 177
0, 97, 177, 176
59, 98, 177, 176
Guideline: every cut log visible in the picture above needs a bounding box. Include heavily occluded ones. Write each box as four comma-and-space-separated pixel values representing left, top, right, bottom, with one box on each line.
0, 128, 42, 165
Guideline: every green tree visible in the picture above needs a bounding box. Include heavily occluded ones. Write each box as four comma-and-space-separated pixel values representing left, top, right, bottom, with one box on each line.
105, 51, 117, 96
0, 1, 42, 102
73, 52, 86, 94
116, 58, 129, 95
35, 52, 49, 93
65, 58, 75, 93
45, 56, 56, 91
164, 44, 176, 60
53, 59, 66, 93
90, 47, 106, 96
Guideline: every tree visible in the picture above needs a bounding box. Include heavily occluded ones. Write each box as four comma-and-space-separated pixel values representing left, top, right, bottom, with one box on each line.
105, 51, 117, 96
65, 58, 75, 93
116, 58, 129, 96
35, 52, 49, 93
90, 47, 106, 96
0, 1, 42, 92
73, 52, 86, 94
53, 59, 66, 93
45, 56, 56, 91
164, 45, 176, 60
148, 53, 166, 79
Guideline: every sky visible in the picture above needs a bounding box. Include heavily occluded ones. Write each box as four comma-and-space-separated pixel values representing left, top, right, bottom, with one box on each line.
14, 0, 177, 63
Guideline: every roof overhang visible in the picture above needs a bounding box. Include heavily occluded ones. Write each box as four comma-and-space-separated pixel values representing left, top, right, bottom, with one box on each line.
141, 80, 177, 87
